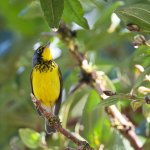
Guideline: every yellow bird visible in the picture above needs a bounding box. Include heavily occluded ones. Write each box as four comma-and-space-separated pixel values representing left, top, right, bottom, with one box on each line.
30, 42, 62, 134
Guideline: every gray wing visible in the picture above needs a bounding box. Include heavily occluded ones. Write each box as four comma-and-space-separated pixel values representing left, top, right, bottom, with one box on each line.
54, 66, 62, 116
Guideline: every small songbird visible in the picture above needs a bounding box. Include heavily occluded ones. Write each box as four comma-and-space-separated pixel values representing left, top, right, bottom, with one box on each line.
30, 42, 62, 134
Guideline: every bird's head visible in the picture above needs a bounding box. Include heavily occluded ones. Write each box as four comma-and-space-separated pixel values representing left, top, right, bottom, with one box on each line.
32, 42, 52, 67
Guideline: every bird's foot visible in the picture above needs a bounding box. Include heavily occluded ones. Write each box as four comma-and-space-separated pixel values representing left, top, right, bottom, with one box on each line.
48, 115, 61, 128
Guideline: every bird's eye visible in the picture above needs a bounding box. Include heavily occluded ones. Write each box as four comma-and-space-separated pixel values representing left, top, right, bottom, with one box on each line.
37, 48, 43, 54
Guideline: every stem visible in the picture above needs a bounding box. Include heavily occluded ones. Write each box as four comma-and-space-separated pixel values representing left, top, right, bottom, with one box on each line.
56, 123, 83, 146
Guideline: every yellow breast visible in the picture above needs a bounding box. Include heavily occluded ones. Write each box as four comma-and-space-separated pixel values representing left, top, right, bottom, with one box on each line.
31, 63, 60, 107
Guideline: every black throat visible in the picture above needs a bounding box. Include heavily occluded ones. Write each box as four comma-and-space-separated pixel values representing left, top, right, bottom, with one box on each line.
34, 60, 56, 73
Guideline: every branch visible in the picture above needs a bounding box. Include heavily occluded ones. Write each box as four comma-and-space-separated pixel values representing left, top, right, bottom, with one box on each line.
57, 23, 143, 150
133, 34, 150, 48
30, 94, 94, 150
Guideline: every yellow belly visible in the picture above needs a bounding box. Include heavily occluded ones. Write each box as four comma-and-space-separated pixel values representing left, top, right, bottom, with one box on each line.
32, 65, 60, 107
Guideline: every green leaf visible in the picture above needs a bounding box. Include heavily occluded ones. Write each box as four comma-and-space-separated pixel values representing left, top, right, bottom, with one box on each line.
19, 1, 42, 19
19, 128, 41, 149
143, 104, 150, 122
100, 73, 116, 91
60, 87, 89, 128
63, 0, 89, 29
94, 1, 123, 29
105, 130, 130, 150
40, 0, 64, 28
115, 4, 150, 33
83, 90, 100, 113
131, 100, 144, 111
132, 66, 150, 91
99, 95, 122, 107
82, 90, 111, 148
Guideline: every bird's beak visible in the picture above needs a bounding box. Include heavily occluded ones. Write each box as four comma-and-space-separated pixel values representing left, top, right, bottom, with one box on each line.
45, 42, 51, 48
41, 41, 52, 60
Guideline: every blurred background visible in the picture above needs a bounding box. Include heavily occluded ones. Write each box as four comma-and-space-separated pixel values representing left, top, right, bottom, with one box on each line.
0, 0, 150, 149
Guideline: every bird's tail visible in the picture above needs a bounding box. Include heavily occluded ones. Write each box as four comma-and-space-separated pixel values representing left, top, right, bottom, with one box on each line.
45, 118, 56, 134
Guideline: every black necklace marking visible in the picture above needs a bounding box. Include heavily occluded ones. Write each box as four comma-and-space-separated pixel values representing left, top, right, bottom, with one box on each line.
34, 60, 56, 73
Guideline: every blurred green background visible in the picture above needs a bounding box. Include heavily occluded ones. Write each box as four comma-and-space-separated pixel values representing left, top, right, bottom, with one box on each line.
0, 0, 150, 149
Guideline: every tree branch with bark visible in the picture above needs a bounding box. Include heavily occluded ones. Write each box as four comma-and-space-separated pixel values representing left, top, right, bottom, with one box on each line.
57, 23, 143, 150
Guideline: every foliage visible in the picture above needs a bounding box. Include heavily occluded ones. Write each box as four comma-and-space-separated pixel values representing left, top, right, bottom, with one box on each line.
19, 128, 42, 149
115, 4, 150, 33
40, 0, 64, 28
0, 0, 150, 149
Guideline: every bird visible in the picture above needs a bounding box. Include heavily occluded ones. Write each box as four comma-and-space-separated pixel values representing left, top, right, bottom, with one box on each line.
30, 42, 62, 134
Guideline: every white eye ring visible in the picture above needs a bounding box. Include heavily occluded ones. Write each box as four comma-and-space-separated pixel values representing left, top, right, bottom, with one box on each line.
37, 49, 40, 54
37, 49, 42, 54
